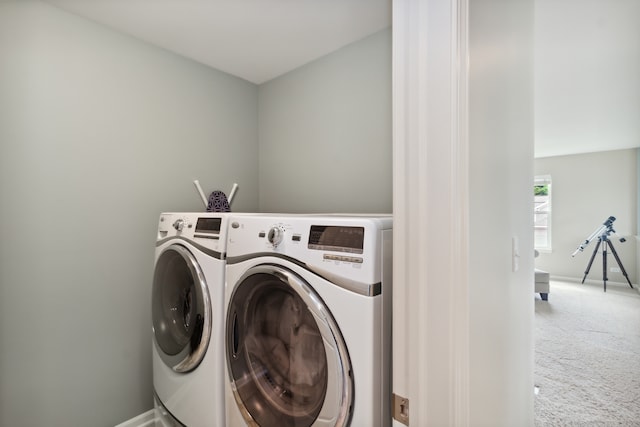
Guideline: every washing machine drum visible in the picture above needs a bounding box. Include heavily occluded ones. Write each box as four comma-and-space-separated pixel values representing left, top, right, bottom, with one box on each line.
152, 244, 211, 373
226, 265, 353, 427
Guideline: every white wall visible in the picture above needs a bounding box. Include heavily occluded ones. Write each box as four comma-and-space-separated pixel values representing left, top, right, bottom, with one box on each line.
0, 2, 258, 426
535, 0, 640, 158
535, 149, 638, 284
258, 29, 392, 213
469, 0, 535, 424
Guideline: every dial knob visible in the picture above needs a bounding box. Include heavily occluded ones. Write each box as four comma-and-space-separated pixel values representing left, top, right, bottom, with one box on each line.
173, 219, 185, 231
267, 226, 284, 247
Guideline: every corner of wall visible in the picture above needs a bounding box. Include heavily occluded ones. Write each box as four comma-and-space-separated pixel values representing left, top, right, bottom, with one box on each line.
637, 148, 640, 286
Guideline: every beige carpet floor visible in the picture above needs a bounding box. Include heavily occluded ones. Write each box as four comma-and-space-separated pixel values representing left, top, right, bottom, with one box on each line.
534, 279, 640, 426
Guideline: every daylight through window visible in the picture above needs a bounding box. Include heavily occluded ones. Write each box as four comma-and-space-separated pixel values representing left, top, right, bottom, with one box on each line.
534, 175, 552, 251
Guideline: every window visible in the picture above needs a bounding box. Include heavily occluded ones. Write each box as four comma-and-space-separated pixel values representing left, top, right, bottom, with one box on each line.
534, 175, 552, 251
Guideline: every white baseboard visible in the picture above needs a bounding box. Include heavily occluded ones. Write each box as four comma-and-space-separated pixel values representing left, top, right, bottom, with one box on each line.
114, 409, 155, 427
551, 275, 637, 290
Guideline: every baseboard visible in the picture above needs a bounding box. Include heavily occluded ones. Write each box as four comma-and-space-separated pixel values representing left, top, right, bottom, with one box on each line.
113, 409, 155, 427
551, 275, 637, 290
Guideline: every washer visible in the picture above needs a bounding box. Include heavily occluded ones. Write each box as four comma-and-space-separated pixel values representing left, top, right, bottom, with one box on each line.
151, 212, 231, 427
224, 214, 393, 427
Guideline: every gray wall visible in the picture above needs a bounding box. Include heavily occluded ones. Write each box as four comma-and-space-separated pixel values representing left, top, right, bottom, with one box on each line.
258, 29, 392, 213
534, 149, 638, 285
0, 2, 258, 426
0, 5, 392, 425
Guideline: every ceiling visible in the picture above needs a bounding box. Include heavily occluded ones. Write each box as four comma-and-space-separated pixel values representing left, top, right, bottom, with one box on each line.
43, 0, 391, 85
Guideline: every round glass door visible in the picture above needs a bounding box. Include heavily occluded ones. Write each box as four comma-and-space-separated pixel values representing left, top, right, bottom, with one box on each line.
226, 264, 352, 427
152, 244, 211, 373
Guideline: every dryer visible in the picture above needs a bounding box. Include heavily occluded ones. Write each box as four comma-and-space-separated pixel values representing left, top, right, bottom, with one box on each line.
224, 214, 393, 427
151, 212, 230, 427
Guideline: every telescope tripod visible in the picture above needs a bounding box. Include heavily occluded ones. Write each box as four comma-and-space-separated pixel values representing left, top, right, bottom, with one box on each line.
581, 234, 633, 292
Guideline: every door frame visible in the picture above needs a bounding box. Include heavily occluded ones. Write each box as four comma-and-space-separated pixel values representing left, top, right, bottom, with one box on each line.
392, 0, 470, 425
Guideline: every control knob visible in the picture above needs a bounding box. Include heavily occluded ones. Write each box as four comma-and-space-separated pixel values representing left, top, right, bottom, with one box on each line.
267, 226, 284, 247
173, 219, 185, 231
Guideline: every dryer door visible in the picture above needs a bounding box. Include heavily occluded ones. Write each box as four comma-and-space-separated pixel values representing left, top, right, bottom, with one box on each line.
152, 244, 211, 373
226, 264, 353, 427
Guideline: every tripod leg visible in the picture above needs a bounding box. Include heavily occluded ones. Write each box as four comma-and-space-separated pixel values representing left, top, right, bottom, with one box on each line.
603, 241, 608, 292
582, 239, 601, 284
607, 240, 634, 288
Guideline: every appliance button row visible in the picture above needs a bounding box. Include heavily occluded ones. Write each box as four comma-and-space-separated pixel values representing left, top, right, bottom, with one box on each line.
323, 254, 363, 264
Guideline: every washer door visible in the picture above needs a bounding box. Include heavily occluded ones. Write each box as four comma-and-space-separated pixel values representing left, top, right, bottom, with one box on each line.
226, 264, 353, 427
152, 244, 211, 373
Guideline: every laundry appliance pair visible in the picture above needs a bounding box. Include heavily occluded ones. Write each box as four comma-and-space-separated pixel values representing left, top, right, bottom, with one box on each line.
151, 213, 393, 427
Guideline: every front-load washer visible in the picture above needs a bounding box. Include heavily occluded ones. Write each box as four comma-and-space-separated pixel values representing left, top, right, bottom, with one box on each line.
151, 212, 231, 427
224, 214, 393, 427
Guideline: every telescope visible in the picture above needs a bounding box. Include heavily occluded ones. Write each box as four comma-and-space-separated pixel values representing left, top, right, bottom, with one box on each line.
571, 216, 632, 292
571, 216, 625, 257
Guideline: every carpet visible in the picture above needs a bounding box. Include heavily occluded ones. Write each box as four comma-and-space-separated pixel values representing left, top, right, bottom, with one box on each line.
534, 280, 640, 426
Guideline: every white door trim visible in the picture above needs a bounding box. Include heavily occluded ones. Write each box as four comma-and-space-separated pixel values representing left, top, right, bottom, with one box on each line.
392, 0, 470, 425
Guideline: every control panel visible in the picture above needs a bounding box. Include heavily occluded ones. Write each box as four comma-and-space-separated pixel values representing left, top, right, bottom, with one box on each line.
157, 213, 226, 252
226, 215, 393, 295
231, 219, 367, 266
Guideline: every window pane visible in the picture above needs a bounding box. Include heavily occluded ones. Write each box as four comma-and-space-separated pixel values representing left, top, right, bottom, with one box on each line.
534, 175, 552, 250
534, 212, 549, 247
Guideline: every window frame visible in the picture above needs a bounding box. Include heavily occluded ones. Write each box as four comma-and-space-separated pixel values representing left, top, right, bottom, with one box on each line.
534, 175, 552, 252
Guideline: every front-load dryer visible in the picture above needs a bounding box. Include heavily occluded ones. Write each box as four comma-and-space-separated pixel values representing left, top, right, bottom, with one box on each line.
151, 212, 231, 427
224, 214, 393, 427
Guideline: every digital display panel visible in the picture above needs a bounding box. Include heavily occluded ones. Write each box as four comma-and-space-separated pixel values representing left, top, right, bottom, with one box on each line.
308, 226, 364, 254
195, 217, 222, 234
